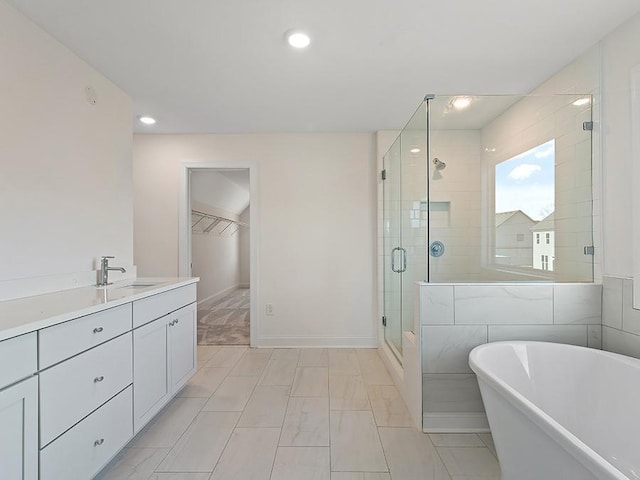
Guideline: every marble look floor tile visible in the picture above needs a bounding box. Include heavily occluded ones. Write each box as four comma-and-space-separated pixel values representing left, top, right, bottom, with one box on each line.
299, 348, 329, 367
356, 351, 393, 386
477, 433, 497, 458
177, 367, 230, 398
366, 385, 413, 427
271, 446, 330, 480
271, 348, 301, 360
204, 346, 248, 368
437, 447, 501, 477
95, 447, 169, 480
201, 375, 258, 411
330, 473, 391, 480
237, 385, 291, 427
429, 434, 484, 447
209, 427, 280, 480
329, 375, 370, 411
280, 396, 329, 446
156, 411, 240, 472
149, 474, 211, 480
130, 397, 208, 448
259, 357, 299, 386
329, 350, 361, 375
292, 367, 329, 397
196, 345, 221, 366
378, 427, 450, 480
229, 350, 272, 377
330, 411, 388, 472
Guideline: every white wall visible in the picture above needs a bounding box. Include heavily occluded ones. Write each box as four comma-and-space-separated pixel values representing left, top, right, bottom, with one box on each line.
192, 230, 240, 302
599, 14, 640, 279
133, 134, 377, 347
0, 1, 133, 300
239, 206, 250, 286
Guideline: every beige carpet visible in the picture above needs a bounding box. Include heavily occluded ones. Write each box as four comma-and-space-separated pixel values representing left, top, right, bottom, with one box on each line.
197, 288, 250, 345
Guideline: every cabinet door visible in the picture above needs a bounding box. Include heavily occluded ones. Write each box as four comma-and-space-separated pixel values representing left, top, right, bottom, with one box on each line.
0, 376, 38, 480
133, 317, 169, 433
169, 303, 197, 394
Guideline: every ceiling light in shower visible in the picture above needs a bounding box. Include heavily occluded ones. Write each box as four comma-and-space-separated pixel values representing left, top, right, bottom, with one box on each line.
484, 147, 497, 153
138, 115, 156, 125
452, 96, 472, 110
572, 97, 591, 106
286, 30, 311, 49
410, 147, 421, 154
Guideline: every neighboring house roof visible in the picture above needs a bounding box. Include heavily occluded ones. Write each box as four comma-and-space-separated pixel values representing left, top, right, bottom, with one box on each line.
531, 212, 555, 232
495, 210, 535, 227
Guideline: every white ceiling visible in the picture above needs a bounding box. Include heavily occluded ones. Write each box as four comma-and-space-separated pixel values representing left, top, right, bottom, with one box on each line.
7, 0, 640, 133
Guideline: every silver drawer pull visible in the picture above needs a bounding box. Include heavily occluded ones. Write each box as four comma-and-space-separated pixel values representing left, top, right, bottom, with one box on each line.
94, 438, 104, 446
94, 376, 105, 383
93, 327, 104, 333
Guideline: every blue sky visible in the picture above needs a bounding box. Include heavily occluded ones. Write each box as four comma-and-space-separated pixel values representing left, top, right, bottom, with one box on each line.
495, 140, 555, 221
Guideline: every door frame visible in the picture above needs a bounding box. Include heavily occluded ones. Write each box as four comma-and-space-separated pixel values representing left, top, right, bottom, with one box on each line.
178, 161, 259, 347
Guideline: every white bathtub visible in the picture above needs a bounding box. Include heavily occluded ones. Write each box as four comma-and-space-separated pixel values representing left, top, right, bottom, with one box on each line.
469, 341, 639, 480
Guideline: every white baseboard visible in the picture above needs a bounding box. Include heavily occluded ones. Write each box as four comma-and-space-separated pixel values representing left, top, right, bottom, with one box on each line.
423, 412, 490, 433
197, 283, 242, 305
257, 336, 377, 348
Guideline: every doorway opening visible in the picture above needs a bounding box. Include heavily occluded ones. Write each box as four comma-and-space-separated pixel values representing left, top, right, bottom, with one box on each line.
178, 163, 258, 347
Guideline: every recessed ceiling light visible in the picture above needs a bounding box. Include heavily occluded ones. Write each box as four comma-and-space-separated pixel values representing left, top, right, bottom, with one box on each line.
138, 116, 156, 125
572, 97, 590, 106
410, 147, 421, 154
452, 96, 472, 110
286, 30, 311, 49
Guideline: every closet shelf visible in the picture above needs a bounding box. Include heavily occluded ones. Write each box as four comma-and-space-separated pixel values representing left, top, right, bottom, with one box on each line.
191, 210, 248, 236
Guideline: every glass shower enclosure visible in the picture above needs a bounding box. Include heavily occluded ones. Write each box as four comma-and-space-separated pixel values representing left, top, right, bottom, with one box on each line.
382, 94, 594, 361
383, 102, 428, 360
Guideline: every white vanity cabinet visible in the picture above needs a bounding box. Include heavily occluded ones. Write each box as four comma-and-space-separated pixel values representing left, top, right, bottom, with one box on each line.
0, 279, 198, 480
133, 302, 197, 432
0, 333, 38, 480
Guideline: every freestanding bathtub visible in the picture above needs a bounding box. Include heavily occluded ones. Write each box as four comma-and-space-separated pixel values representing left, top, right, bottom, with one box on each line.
469, 341, 639, 480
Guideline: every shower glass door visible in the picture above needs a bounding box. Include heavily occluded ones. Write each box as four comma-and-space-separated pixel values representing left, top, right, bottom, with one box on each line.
383, 102, 427, 361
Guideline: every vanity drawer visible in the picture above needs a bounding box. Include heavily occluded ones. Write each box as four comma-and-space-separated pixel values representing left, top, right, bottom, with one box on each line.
39, 332, 132, 446
39, 303, 132, 368
0, 332, 36, 389
40, 386, 133, 480
133, 283, 196, 328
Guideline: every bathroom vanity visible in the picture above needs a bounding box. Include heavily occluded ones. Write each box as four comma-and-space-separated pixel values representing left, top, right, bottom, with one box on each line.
0, 278, 198, 480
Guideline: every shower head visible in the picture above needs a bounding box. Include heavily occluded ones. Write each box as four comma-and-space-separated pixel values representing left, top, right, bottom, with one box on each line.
433, 158, 446, 170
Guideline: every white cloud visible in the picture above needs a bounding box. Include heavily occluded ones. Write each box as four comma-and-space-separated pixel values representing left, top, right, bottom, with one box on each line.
508, 163, 542, 180
535, 145, 555, 159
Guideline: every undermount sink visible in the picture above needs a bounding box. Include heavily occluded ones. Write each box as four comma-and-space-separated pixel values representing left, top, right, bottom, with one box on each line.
115, 282, 160, 289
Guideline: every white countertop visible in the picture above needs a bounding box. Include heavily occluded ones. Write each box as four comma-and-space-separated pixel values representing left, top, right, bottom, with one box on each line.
0, 277, 199, 342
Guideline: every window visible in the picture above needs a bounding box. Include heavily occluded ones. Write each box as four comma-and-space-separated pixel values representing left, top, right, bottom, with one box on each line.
495, 140, 555, 272
541, 255, 549, 270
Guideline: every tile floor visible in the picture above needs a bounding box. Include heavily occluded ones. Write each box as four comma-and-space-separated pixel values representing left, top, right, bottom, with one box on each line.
97, 346, 501, 480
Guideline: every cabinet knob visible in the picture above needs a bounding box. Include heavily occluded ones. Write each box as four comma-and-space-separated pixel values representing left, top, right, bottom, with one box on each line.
94, 438, 104, 446
94, 376, 105, 383
93, 327, 104, 333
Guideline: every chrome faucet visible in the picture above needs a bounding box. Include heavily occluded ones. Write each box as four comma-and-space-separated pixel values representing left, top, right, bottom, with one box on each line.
98, 256, 126, 286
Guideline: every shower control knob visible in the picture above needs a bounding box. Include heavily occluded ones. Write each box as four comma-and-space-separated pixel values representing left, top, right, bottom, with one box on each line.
429, 241, 445, 257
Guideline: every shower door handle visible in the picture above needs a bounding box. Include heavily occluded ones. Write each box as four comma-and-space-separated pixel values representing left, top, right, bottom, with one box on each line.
391, 247, 401, 273
391, 247, 407, 273
398, 247, 407, 273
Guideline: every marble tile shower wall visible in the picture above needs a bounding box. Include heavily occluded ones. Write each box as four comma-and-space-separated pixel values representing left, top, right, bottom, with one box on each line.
602, 276, 640, 358
419, 282, 602, 430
